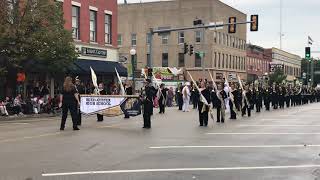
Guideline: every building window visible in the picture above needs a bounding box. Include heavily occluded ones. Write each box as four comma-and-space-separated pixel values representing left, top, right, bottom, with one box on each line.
218, 32, 222, 44
131, 33, 137, 46
229, 55, 232, 69
226, 54, 229, 69
232, 56, 235, 69
146, 33, 151, 45
178, 53, 185, 67
105, 14, 112, 44
89, 10, 97, 42
162, 53, 168, 67
117, 34, 122, 46
213, 31, 217, 43
72, 6, 80, 40
162, 34, 169, 45
195, 53, 202, 67
222, 54, 225, 68
195, 31, 202, 43
218, 53, 221, 68
214, 52, 217, 67
178, 32, 184, 44
226, 35, 229, 46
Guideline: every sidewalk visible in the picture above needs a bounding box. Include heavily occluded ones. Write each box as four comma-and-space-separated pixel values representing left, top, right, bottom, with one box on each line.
0, 113, 60, 121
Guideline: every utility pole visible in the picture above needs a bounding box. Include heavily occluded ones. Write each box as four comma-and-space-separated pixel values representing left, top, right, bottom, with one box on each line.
280, 0, 283, 50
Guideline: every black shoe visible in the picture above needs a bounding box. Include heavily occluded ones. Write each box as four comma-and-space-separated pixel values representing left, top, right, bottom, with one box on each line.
60, 127, 64, 131
199, 124, 203, 126
73, 127, 80, 131
216, 121, 220, 123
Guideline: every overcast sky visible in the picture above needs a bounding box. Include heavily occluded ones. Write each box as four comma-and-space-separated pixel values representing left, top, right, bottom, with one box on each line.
118, 0, 320, 58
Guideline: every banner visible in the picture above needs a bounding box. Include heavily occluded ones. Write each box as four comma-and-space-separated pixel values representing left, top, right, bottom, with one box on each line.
80, 95, 141, 117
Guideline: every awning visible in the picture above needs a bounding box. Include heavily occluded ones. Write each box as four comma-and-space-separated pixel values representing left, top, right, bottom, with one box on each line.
72, 59, 127, 77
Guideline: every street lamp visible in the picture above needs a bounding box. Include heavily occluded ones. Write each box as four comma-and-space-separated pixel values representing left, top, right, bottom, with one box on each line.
130, 48, 136, 92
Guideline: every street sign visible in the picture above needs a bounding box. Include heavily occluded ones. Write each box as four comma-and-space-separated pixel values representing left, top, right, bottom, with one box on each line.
302, 72, 307, 79
269, 63, 284, 72
197, 51, 205, 58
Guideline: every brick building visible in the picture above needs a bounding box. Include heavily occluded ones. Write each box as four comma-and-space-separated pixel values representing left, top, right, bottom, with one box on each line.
57, 0, 126, 80
246, 44, 272, 82
118, 0, 247, 81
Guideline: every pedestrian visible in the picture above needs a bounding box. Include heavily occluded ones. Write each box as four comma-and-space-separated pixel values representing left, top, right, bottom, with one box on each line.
97, 83, 107, 122
59, 76, 80, 131
182, 82, 191, 112
198, 81, 211, 126
141, 79, 156, 129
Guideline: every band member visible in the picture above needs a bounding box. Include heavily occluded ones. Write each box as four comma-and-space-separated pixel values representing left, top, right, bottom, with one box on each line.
59, 76, 80, 131
97, 83, 106, 122
229, 83, 238, 119
75, 77, 85, 126
198, 81, 211, 127
271, 84, 278, 109
124, 81, 133, 119
182, 82, 191, 112
141, 79, 156, 129
263, 85, 271, 111
216, 83, 227, 123
242, 84, 252, 117
158, 83, 168, 114
176, 83, 183, 110
255, 86, 263, 113
191, 83, 199, 109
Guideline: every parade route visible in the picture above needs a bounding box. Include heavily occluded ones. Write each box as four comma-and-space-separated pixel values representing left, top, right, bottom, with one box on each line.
1, 103, 320, 180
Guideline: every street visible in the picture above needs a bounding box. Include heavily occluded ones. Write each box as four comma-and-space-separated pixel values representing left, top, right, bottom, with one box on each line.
1, 103, 320, 180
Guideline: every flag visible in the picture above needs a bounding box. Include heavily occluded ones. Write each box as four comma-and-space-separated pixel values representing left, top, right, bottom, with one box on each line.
90, 66, 99, 95
187, 71, 209, 106
115, 67, 125, 95
308, 36, 314, 45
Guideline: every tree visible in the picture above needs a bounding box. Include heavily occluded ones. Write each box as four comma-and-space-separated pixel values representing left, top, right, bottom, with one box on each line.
0, 0, 78, 75
268, 68, 287, 85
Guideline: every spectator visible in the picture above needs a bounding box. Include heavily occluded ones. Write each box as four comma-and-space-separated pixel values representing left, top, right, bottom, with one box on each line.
166, 87, 174, 107
13, 94, 24, 115
30, 94, 41, 114
41, 83, 50, 103
0, 99, 9, 116
33, 82, 41, 97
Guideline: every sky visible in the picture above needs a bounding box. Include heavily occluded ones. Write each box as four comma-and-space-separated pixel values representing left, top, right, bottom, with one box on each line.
118, 0, 320, 58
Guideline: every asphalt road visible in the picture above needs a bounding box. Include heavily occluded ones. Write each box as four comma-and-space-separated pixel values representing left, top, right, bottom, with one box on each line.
1, 103, 320, 180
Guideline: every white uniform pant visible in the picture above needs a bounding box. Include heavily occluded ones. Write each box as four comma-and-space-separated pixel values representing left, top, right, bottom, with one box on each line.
182, 97, 190, 112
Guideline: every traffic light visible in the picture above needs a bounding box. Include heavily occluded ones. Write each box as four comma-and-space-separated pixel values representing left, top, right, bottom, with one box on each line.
305, 47, 311, 59
228, 17, 236, 33
189, 45, 194, 56
147, 67, 153, 77
183, 43, 189, 54
250, 15, 259, 31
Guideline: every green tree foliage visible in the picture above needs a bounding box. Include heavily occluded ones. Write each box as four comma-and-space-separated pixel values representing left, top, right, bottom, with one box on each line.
0, 0, 77, 75
268, 68, 287, 85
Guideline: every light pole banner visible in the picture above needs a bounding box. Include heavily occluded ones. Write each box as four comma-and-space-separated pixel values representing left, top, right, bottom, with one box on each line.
80, 95, 141, 117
